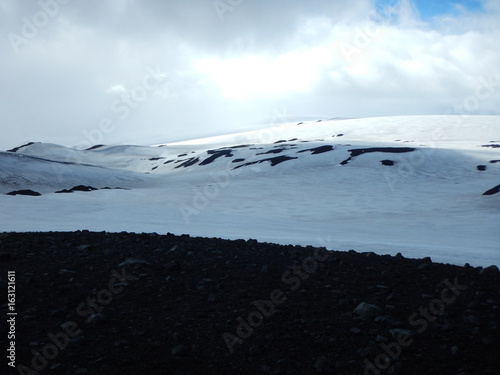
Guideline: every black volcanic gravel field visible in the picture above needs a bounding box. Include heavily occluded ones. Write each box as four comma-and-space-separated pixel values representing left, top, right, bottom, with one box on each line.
1, 231, 499, 375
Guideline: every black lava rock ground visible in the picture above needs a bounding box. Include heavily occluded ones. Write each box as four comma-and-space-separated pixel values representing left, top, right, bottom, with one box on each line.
1, 231, 499, 375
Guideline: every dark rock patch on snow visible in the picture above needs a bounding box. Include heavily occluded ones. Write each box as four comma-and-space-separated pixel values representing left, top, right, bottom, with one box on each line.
69, 185, 98, 192
257, 148, 286, 155
232, 158, 245, 163
341, 147, 415, 165
56, 186, 129, 194
175, 157, 200, 168
199, 150, 234, 166
7, 142, 38, 153
85, 144, 105, 151
149, 157, 164, 161
233, 155, 298, 169
477, 165, 487, 171
6, 189, 41, 196
349, 147, 415, 157
297, 145, 334, 155
482, 144, 500, 148
490, 160, 500, 164
482, 184, 500, 196
274, 140, 287, 144
381, 160, 395, 166
227, 144, 253, 149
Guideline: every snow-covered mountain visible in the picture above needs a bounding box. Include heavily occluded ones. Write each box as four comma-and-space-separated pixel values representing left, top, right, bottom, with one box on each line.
1, 115, 499, 266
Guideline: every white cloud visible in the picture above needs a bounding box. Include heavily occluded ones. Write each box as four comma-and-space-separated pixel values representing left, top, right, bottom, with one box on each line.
0, 0, 499, 150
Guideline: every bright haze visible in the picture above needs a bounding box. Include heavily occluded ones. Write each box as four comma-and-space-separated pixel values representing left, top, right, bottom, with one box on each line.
1, 0, 499, 150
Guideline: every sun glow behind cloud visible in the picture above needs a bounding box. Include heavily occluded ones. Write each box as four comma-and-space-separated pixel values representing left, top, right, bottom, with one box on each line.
194, 46, 333, 100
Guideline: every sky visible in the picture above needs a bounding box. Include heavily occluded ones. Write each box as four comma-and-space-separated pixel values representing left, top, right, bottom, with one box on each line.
1, 0, 499, 150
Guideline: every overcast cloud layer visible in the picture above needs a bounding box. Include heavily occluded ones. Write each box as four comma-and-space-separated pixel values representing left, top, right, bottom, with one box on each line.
1, 0, 499, 150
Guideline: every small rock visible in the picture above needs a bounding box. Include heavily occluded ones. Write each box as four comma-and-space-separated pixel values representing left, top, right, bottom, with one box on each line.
376, 335, 388, 343
353, 302, 383, 319
389, 328, 416, 338
172, 344, 187, 356
87, 313, 108, 325
375, 315, 402, 326
164, 260, 181, 272
118, 258, 150, 267
7, 189, 41, 196
76, 244, 93, 251
350, 327, 361, 334
58, 269, 75, 275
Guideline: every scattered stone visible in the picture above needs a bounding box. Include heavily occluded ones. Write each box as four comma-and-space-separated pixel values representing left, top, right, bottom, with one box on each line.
58, 268, 75, 275
353, 302, 383, 319
376, 335, 388, 343
164, 260, 181, 272
76, 244, 93, 251
381, 160, 395, 166
118, 257, 150, 267
389, 328, 416, 338
172, 344, 187, 357
7, 189, 41, 196
374, 315, 401, 326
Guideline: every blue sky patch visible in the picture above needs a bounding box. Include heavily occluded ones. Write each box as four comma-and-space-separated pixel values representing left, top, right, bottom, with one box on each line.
376, 0, 485, 20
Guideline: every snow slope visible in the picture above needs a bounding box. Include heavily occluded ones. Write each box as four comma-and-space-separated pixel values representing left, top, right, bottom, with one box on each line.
1, 115, 499, 266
